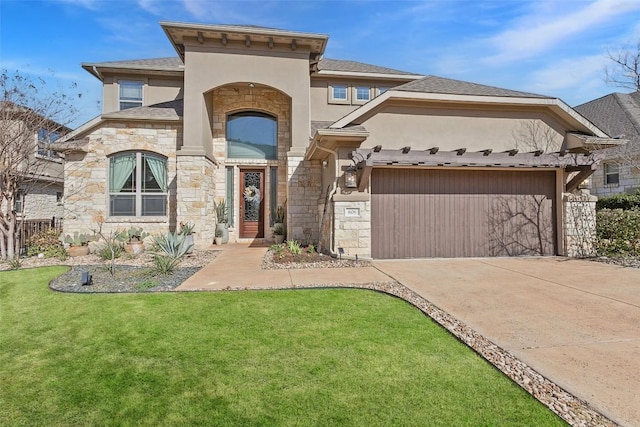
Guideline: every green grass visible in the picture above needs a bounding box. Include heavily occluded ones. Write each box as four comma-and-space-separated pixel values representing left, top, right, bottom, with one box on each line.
0, 267, 566, 426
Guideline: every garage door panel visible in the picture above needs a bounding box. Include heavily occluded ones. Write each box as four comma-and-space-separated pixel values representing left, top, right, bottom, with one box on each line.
371, 169, 556, 259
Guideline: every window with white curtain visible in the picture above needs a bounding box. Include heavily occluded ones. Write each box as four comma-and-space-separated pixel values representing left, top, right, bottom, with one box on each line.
109, 152, 167, 216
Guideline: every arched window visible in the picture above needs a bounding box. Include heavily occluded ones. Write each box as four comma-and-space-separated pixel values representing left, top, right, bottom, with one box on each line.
109, 152, 167, 217
227, 112, 277, 160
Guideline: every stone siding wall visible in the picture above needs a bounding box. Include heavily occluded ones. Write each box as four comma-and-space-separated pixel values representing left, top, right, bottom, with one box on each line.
591, 159, 640, 197
287, 156, 321, 244
63, 122, 180, 237
563, 191, 597, 257
22, 182, 64, 220
175, 155, 216, 247
333, 199, 371, 259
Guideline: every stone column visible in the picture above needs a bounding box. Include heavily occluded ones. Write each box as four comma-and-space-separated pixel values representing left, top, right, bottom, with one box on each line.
286, 152, 321, 244
563, 190, 597, 257
176, 154, 217, 248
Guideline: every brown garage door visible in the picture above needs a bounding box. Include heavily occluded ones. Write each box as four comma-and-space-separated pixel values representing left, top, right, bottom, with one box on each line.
371, 168, 557, 259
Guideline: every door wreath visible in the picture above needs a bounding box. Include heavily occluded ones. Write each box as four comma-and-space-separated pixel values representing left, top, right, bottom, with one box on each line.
244, 185, 261, 203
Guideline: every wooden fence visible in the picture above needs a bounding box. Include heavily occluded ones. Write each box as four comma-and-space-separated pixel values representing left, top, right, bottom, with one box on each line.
17, 217, 63, 255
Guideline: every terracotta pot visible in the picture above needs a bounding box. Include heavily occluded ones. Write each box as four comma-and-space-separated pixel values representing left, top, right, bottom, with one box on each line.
125, 241, 145, 255
67, 245, 90, 257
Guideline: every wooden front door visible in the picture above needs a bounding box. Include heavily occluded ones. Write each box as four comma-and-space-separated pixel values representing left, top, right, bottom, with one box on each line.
239, 169, 265, 238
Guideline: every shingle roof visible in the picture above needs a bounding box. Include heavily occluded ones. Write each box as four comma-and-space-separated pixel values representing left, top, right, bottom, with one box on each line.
318, 58, 418, 76
83, 57, 183, 71
574, 92, 640, 140
392, 75, 549, 98
103, 99, 183, 121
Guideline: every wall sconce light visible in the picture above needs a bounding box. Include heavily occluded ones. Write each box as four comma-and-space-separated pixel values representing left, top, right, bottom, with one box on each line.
344, 166, 357, 188
248, 83, 255, 88
322, 160, 328, 168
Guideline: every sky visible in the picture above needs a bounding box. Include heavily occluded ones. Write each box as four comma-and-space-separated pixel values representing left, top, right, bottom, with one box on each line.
1, 0, 640, 128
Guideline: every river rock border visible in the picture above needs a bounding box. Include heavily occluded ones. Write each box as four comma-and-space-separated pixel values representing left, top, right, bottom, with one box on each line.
207, 280, 617, 427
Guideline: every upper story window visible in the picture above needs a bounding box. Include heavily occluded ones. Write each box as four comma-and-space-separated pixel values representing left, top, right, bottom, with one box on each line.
37, 128, 60, 158
119, 81, 143, 110
227, 112, 277, 160
109, 152, 167, 217
355, 86, 371, 102
332, 85, 348, 101
604, 163, 619, 185
377, 87, 388, 96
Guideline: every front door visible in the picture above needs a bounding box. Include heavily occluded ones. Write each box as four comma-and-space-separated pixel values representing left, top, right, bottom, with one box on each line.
239, 169, 265, 238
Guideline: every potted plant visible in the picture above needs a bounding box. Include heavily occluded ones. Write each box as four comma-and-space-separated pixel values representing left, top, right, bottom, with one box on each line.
61, 231, 94, 257
273, 223, 285, 244
214, 227, 223, 245
273, 203, 286, 228
178, 221, 196, 253
214, 199, 229, 244
125, 227, 149, 255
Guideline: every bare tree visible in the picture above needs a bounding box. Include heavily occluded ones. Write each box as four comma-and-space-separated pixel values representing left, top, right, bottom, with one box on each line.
604, 40, 640, 91
0, 70, 78, 259
512, 120, 562, 153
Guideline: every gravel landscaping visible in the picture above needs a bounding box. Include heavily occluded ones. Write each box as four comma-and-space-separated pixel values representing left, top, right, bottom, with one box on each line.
1, 250, 219, 293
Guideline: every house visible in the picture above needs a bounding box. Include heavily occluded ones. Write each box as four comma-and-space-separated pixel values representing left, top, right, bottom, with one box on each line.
574, 91, 640, 197
0, 101, 67, 221
58, 22, 620, 259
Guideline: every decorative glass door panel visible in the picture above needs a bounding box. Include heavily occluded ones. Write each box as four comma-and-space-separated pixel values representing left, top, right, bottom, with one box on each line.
239, 170, 265, 238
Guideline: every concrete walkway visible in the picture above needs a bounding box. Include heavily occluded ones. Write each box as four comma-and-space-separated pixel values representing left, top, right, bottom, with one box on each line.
178, 246, 640, 426
177, 243, 389, 290
374, 257, 640, 427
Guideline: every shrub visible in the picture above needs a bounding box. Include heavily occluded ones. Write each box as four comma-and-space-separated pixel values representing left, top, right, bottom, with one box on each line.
152, 254, 181, 275
596, 193, 640, 210
153, 232, 192, 259
26, 229, 66, 260
151, 232, 191, 275
596, 208, 640, 256
286, 239, 302, 255
96, 242, 125, 261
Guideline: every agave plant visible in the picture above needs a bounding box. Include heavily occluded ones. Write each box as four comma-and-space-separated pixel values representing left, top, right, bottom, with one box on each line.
153, 232, 192, 259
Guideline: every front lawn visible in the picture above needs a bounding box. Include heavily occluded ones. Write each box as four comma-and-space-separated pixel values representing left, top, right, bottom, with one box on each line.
0, 267, 565, 426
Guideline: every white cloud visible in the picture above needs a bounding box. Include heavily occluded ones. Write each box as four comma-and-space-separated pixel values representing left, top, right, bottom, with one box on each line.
527, 54, 606, 93
485, 0, 640, 64
53, 0, 102, 11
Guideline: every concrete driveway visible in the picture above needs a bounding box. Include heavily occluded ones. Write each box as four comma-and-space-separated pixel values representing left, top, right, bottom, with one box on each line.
374, 257, 640, 427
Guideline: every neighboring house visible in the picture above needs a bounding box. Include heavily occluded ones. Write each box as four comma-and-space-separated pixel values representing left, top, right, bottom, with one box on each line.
58, 22, 618, 259
574, 91, 640, 197
0, 101, 67, 221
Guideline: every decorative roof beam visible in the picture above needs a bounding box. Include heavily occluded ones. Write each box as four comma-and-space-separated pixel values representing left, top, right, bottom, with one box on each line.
245, 35, 251, 47
353, 148, 602, 169
566, 168, 595, 193
402, 146, 411, 154
268, 37, 274, 49
429, 147, 439, 154
197, 31, 204, 44
221, 33, 228, 45
291, 39, 297, 50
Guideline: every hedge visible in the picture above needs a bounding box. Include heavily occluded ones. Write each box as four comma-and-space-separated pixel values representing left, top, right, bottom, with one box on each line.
596, 193, 640, 210
595, 208, 640, 256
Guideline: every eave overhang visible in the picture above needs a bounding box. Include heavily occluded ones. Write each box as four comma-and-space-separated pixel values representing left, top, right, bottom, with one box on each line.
313, 70, 424, 81
306, 128, 369, 160
564, 132, 628, 151
81, 63, 184, 82
160, 21, 329, 62
51, 138, 90, 154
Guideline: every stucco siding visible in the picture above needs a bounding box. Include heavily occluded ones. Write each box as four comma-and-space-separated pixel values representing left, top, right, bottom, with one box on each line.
359, 105, 565, 152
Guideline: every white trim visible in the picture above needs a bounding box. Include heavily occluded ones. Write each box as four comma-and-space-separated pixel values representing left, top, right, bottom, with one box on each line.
316, 70, 424, 80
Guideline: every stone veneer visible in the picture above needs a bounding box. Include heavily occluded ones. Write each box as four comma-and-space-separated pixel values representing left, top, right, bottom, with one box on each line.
287, 155, 321, 244
563, 190, 597, 257
175, 155, 216, 247
590, 159, 640, 197
332, 196, 371, 259
63, 122, 180, 238
18, 182, 64, 220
